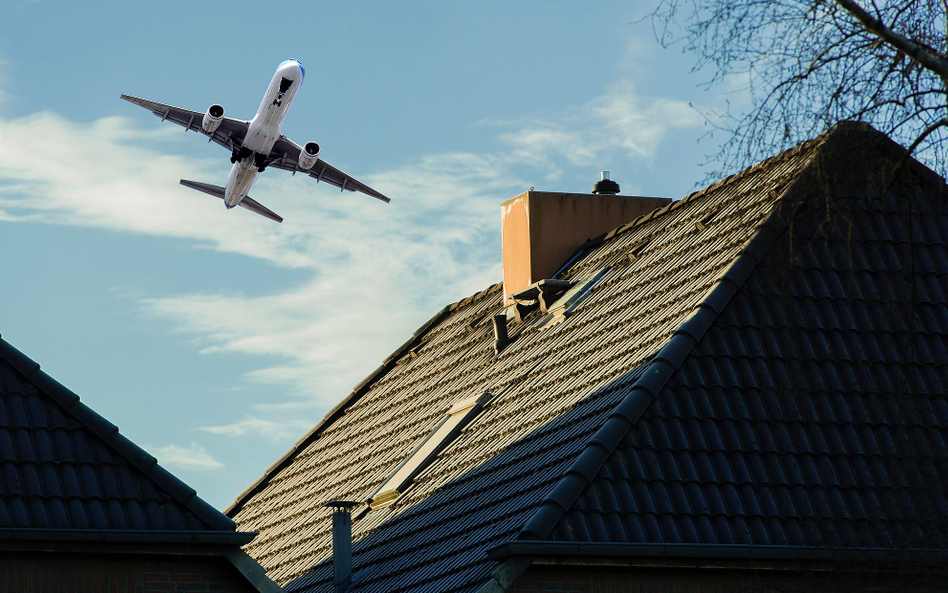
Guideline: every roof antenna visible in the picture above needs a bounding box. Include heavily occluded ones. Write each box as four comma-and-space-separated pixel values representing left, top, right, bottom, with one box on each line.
592, 170, 620, 195
324, 500, 359, 592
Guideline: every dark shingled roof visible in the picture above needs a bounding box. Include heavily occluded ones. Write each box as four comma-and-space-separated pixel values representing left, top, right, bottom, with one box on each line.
229, 123, 948, 593
0, 335, 249, 542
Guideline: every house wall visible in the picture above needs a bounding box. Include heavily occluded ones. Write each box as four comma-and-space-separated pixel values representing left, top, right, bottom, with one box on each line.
508, 563, 947, 593
0, 553, 257, 593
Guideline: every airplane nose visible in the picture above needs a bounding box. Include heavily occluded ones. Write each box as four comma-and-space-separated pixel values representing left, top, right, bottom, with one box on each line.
279, 59, 304, 80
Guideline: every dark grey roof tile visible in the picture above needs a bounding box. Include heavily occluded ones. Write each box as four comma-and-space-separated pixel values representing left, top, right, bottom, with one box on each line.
231, 126, 948, 593
0, 339, 244, 537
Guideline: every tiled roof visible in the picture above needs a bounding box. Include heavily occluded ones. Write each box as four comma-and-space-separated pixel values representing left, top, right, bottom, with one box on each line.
230, 123, 948, 593
0, 336, 246, 540
539, 139, 948, 549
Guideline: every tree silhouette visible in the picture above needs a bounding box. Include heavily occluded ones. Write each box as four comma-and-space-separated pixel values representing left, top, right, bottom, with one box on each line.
650, 0, 948, 179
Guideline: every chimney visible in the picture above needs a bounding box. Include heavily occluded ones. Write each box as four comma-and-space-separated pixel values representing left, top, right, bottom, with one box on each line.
501, 181, 670, 304
324, 500, 359, 592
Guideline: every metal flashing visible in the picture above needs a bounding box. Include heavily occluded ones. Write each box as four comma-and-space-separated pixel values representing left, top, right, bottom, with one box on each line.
369, 392, 492, 508
538, 268, 611, 329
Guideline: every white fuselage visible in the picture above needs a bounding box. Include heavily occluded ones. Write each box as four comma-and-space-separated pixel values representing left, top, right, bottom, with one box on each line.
224, 60, 305, 208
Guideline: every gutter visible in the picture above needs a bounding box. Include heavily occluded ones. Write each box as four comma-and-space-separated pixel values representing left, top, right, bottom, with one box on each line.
487, 541, 948, 564
0, 528, 256, 546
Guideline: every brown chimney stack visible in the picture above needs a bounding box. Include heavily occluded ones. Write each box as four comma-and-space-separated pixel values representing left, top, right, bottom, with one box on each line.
501, 188, 670, 304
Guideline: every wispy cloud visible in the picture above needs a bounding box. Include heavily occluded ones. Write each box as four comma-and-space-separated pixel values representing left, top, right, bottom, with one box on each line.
0, 112, 322, 268
150, 442, 223, 470
138, 149, 522, 406
492, 82, 702, 174
0, 79, 701, 435
200, 416, 316, 442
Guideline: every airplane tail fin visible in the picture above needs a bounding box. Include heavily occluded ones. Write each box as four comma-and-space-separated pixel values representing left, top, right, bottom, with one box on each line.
179, 179, 283, 223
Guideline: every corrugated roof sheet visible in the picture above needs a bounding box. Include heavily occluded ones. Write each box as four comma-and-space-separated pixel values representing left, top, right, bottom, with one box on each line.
0, 336, 238, 535
231, 123, 948, 593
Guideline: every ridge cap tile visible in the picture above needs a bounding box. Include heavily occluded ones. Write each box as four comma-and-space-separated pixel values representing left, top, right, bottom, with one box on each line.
519, 159, 805, 544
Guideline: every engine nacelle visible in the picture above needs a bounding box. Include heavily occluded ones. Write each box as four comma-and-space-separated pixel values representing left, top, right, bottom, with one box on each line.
202, 104, 224, 134
298, 141, 320, 171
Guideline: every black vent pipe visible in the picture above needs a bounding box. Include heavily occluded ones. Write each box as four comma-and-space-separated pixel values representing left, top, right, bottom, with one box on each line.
324, 500, 359, 592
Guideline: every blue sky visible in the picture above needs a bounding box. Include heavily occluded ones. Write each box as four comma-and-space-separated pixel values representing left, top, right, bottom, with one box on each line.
0, 1, 731, 509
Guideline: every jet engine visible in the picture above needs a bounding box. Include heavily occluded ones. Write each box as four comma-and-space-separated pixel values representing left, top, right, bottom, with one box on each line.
202, 104, 225, 134
298, 142, 320, 171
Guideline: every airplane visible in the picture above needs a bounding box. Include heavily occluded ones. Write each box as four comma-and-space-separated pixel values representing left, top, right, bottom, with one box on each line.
121, 59, 389, 223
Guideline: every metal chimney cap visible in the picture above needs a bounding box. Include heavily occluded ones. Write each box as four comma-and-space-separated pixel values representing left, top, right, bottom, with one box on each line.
592, 170, 620, 195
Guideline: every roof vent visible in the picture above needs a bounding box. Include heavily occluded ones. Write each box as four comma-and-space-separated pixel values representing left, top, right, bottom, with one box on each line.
592, 171, 620, 195
492, 314, 509, 354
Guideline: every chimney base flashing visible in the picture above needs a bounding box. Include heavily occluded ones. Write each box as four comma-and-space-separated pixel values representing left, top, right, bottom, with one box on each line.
511, 279, 574, 302
502, 191, 671, 304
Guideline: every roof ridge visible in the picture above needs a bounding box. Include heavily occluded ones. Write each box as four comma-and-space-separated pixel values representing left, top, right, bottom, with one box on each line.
450, 282, 503, 312
513, 127, 837, 541
0, 334, 237, 533
556, 129, 832, 272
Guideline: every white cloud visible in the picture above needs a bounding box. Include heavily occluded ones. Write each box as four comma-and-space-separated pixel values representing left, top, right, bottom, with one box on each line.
200, 416, 316, 442
0, 112, 319, 268
140, 150, 518, 403
495, 81, 702, 170
0, 78, 702, 434
150, 442, 223, 470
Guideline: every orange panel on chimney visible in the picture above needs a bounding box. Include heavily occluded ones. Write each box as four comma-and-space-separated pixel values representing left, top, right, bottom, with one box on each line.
502, 191, 671, 303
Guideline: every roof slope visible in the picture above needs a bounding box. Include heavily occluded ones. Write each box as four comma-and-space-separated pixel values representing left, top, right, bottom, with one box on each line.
0, 336, 243, 539
540, 128, 948, 550
230, 126, 845, 592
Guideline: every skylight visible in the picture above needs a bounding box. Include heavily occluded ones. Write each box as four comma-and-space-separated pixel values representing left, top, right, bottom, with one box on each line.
369, 392, 492, 508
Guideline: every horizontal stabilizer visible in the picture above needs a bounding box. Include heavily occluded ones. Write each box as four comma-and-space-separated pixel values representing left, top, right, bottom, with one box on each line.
179, 180, 283, 223
237, 196, 283, 223
180, 179, 226, 198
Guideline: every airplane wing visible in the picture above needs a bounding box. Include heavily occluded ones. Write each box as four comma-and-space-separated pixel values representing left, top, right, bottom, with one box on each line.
268, 136, 391, 203
120, 94, 248, 154
122, 94, 390, 204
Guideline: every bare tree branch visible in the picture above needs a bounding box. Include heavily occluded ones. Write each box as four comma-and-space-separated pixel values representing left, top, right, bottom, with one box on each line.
834, 0, 948, 81
904, 116, 948, 155
649, 0, 948, 181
